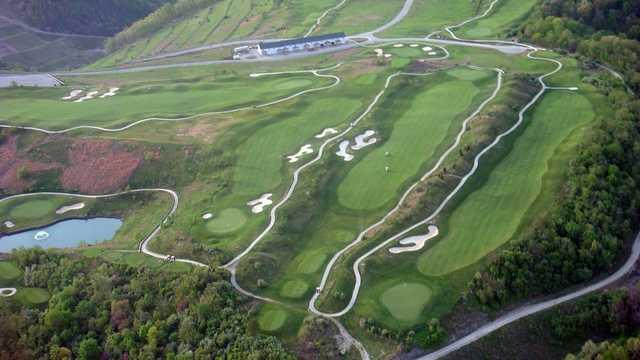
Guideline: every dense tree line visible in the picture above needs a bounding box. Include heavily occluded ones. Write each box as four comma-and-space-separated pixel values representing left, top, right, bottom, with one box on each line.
0, 0, 169, 36
0, 248, 293, 360
470, 2, 640, 307
106, 0, 218, 52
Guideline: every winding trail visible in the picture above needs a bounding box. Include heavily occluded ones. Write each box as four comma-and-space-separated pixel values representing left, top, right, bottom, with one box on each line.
303, 0, 348, 37
0, 65, 342, 134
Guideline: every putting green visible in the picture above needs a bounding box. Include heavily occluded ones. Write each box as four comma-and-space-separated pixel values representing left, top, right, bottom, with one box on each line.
16, 288, 50, 305
418, 92, 595, 276
338, 76, 482, 210
206, 208, 248, 234
280, 279, 309, 299
10, 200, 56, 219
296, 250, 328, 274
380, 282, 431, 322
258, 306, 288, 332
0, 262, 21, 281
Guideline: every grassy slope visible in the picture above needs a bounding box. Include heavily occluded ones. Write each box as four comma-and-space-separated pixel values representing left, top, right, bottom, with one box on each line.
458, 0, 537, 38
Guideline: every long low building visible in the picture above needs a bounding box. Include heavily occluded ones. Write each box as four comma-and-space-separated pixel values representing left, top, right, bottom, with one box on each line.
258, 32, 347, 56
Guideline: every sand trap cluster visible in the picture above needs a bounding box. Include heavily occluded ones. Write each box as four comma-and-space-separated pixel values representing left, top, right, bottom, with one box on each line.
389, 225, 439, 254
336, 140, 354, 161
202, 213, 213, 220
0, 288, 17, 297
351, 130, 377, 150
393, 43, 404, 48
62, 90, 83, 100
100, 87, 120, 98
56, 202, 85, 215
3, 220, 15, 228
287, 144, 314, 163
247, 193, 273, 214
315, 128, 339, 138
74, 91, 99, 103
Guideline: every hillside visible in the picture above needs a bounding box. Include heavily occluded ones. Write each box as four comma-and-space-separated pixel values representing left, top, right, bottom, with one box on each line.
0, 0, 170, 36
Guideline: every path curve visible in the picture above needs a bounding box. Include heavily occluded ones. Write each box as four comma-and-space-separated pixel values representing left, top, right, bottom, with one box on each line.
304, 0, 348, 37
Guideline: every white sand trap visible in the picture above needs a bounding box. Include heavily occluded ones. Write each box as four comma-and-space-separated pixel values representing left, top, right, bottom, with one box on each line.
56, 202, 85, 215
315, 128, 339, 139
62, 90, 83, 100
34, 231, 49, 241
428, 51, 438, 56
3, 220, 15, 228
287, 144, 314, 163
74, 91, 99, 103
384, 54, 392, 58
247, 193, 273, 214
389, 225, 439, 254
422, 46, 433, 52
99, 87, 120, 98
393, 43, 404, 48
374, 48, 384, 57
0, 288, 17, 297
202, 213, 213, 220
410, 44, 420, 47
336, 140, 354, 161
351, 130, 377, 150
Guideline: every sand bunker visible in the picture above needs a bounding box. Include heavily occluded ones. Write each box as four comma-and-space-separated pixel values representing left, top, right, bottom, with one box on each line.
287, 144, 313, 163
0, 288, 17, 297
74, 91, 99, 103
374, 48, 384, 57
56, 202, 85, 215
247, 193, 273, 214
393, 43, 404, 48
422, 46, 433, 52
62, 90, 83, 100
410, 44, 419, 48
351, 130, 377, 150
316, 128, 339, 139
384, 54, 392, 58
336, 140, 354, 161
100, 87, 120, 98
389, 225, 439, 254
428, 51, 438, 56
3, 220, 14, 228
202, 213, 213, 220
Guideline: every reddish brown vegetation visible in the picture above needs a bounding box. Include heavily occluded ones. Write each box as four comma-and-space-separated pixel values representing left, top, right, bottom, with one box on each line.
0, 135, 58, 193
60, 139, 142, 194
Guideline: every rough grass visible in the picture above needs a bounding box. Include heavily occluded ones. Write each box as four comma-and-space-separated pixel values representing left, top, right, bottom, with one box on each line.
458, 0, 537, 38
337, 75, 482, 210
380, 282, 432, 322
205, 208, 248, 234
0, 262, 21, 282
418, 91, 595, 276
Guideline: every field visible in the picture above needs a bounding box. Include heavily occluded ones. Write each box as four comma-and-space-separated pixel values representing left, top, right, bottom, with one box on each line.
458, 0, 538, 38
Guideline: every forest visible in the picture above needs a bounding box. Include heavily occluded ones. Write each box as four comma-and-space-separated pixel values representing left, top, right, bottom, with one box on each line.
0, 249, 293, 360
0, 0, 169, 36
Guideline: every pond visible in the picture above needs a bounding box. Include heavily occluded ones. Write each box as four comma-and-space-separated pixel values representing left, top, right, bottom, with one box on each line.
0, 218, 123, 253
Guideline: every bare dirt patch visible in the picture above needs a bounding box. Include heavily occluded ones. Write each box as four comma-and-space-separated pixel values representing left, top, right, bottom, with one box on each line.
60, 139, 142, 194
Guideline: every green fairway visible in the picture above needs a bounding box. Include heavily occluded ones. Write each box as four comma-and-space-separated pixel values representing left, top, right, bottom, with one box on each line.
15, 288, 50, 305
233, 97, 361, 195
418, 92, 595, 276
321, 0, 407, 35
258, 305, 288, 332
380, 282, 432, 322
295, 250, 328, 274
381, 0, 482, 37
0, 74, 326, 129
9, 199, 56, 219
206, 208, 248, 234
280, 279, 309, 299
0, 262, 21, 282
459, 0, 537, 38
337, 74, 483, 210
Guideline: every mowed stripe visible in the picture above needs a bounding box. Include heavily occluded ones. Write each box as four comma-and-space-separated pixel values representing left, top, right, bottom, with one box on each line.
418, 92, 595, 276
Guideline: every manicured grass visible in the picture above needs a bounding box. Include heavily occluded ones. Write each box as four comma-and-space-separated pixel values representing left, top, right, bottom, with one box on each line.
448, 68, 490, 81
205, 208, 248, 234
279, 279, 309, 299
459, 0, 537, 38
0, 262, 21, 282
258, 304, 288, 332
337, 74, 483, 210
380, 282, 432, 322
15, 288, 50, 305
321, 0, 407, 35
9, 199, 57, 220
0, 74, 326, 129
233, 97, 361, 196
418, 91, 595, 276
380, 0, 483, 37
296, 250, 328, 274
